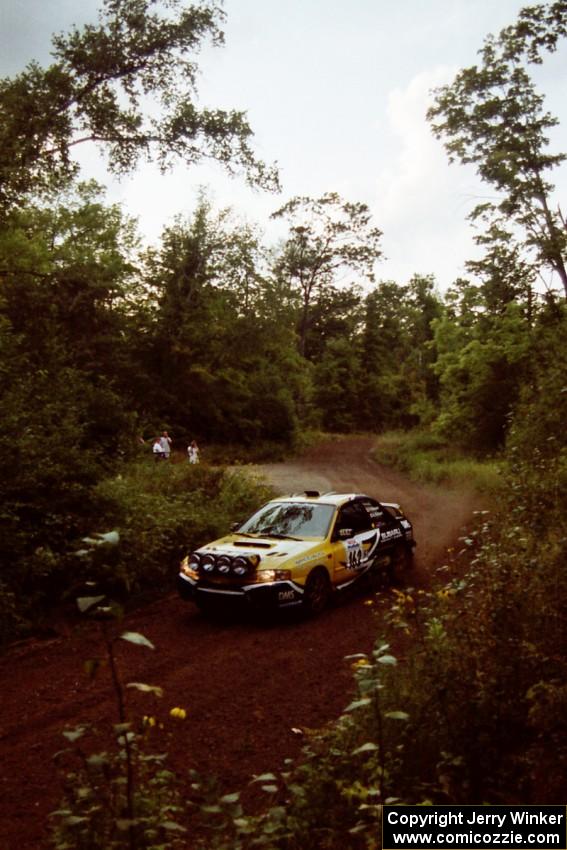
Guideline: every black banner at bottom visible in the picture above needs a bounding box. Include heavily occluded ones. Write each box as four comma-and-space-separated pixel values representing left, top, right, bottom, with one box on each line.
383, 806, 567, 850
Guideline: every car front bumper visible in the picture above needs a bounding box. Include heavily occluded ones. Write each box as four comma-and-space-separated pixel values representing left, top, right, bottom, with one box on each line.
177, 572, 304, 609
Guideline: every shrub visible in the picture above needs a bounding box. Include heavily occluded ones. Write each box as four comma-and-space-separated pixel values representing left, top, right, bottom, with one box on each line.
72, 461, 274, 600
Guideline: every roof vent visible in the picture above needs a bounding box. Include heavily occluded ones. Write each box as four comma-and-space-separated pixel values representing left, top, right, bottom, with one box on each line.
304, 490, 320, 498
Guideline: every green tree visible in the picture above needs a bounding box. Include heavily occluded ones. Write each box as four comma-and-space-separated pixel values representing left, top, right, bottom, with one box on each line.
428, 1, 567, 295
356, 276, 443, 430
0, 316, 106, 608
358, 283, 410, 430
0, 0, 278, 211
433, 302, 532, 452
146, 199, 307, 443
313, 337, 361, 432
507, 303, 567, 459
304, 283, 363, 362
0, 181, 142, 411
466, 219, 538, 315
271, 193, 382, 357
0, 183, 143, 624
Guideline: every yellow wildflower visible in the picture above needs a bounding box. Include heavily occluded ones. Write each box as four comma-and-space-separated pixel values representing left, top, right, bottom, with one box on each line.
170, 707, 187, 720
351, 658, 371, 671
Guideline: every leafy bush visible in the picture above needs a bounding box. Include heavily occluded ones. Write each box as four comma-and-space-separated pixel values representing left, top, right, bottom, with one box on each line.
0, 457, 273, 643
73, 461, 274, 600
52, 627, 187, 850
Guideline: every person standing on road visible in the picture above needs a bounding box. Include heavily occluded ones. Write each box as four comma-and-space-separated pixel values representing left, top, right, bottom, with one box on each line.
160, 431, 172, 460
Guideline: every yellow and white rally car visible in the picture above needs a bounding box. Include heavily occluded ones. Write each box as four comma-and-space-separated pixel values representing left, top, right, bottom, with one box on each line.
178, 491, 416, 615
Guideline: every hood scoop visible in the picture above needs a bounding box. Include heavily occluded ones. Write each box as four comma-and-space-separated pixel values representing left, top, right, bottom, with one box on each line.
232, 540, 273, 549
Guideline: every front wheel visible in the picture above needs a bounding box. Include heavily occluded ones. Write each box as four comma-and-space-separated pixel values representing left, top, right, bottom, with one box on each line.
303, 568, 331, 616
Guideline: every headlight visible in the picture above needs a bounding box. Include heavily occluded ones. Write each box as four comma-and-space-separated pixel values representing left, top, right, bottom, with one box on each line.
181, 555, 199, 580
254, 569, 292, 583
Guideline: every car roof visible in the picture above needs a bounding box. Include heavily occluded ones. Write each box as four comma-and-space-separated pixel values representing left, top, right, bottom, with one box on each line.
272, 492, 369, 508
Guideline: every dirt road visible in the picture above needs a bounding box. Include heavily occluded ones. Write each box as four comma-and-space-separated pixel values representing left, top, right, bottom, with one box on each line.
0, 436, 484, 849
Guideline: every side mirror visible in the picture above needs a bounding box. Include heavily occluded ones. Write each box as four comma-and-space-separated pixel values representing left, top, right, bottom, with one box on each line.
230, 522, 241, 532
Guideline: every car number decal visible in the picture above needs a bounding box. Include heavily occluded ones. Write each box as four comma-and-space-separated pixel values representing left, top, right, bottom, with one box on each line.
344, 532, 379, 570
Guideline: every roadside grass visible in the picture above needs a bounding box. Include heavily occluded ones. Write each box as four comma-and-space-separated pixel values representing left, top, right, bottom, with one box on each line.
373, 429, 503, 494
202, 429, 332, 466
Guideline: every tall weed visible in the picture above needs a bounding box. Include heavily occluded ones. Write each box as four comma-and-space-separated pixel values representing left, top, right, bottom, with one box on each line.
374, 430, 502, 494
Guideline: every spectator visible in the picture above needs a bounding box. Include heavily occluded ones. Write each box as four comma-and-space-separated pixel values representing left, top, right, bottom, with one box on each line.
187, 440, 200, 464
160, 431, 172, 460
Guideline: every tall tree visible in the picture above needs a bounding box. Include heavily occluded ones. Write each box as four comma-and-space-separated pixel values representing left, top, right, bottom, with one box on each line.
271, 192, 382, 356
428, 1, 567, 295
0, 181, 139, 376
146, 200, 308, 442
0, 0, 278, 211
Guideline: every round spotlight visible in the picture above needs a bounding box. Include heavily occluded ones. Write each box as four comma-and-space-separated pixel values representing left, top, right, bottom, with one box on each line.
232, 557, 249, 576
200, 554, 216, 573
217, 555, 232, 574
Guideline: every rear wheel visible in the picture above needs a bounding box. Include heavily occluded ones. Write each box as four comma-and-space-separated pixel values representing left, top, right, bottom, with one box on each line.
388, 544, 412, 585
303, 568, 331, 616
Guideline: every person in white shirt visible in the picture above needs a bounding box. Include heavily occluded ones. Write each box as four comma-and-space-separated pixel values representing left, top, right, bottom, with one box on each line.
160, 431, 172, 459
187, 440, 200, 464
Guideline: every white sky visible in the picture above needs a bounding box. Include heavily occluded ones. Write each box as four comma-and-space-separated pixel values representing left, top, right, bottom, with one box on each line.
1, 0, 567, 290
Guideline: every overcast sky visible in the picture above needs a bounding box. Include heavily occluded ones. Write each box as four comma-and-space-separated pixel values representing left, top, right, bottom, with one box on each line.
1, 0, 567, 290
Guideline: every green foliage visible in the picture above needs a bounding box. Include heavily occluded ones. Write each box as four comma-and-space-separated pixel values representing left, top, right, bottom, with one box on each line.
0, 0, 277, 210
144, 199, 308, 443
376, 447, 567, 802
53, 722, 185, 850
312, 337, 361, 432
0, 447, 272, 642
271, 192, 382, 357
359, 276, 442, 431
428, 1, 567, 295
374, 430, 503, 493
506, 305, 567, 461
0, 184, 141, 636
51, 624, 186, 850
77, 461, 274, 600
432, 301, 532, 452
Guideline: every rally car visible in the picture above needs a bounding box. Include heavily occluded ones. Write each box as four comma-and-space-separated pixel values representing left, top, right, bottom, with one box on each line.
178, 491, 416, 616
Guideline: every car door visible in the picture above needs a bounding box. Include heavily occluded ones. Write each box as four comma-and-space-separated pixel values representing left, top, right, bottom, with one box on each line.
361, 497, 405, 550
331, 500, 381, 587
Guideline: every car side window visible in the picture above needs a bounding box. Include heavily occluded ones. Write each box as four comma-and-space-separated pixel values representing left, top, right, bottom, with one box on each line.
360, 498, 390, 529
335, 502, 374, 537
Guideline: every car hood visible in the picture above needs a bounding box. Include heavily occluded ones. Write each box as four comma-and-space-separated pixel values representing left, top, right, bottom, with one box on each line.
196, 533, 323, 566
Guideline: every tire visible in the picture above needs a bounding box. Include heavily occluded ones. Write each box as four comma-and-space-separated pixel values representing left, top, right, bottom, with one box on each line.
303, 568, 331, 616
388, 544, 412, 585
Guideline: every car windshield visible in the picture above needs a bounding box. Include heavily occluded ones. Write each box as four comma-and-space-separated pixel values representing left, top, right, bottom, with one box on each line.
238, 502, 335, 539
